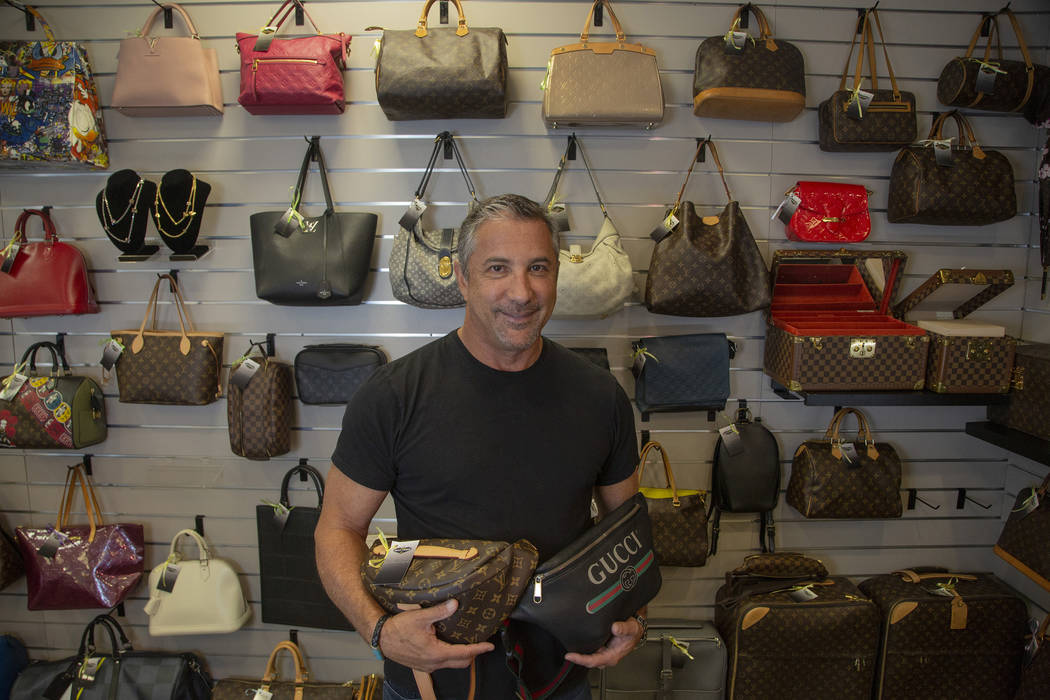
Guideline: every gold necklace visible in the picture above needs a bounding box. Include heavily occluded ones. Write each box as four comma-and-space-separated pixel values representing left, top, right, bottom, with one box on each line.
153, 175, 198, 238
101, 178, 144, 243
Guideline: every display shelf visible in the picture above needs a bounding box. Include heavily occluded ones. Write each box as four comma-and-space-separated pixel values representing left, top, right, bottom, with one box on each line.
965, 422, 1050, 467
770, 380, 1012, 407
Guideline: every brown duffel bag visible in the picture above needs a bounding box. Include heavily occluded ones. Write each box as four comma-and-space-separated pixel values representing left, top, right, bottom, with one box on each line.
213, 641, 379, 700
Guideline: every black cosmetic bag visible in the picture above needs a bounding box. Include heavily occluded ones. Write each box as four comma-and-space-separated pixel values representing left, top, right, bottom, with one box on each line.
632, 333, 735, 420
293, 344, 386, 405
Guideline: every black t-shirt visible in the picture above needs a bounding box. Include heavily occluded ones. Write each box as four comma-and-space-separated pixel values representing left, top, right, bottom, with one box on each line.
332, 331, 638, 698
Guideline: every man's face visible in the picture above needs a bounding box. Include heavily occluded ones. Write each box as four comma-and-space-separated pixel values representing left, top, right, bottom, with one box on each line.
456, 217, 558, 357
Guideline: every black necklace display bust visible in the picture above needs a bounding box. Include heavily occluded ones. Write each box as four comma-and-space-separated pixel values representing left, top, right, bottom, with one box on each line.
96, 169, 158, 258
154, 169, 211, 258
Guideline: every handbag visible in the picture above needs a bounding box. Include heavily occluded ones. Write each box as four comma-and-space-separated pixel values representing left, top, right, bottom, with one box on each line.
709, 400, 780, 556
0, 524, 23, 591
693, 4, 805, 122
818, 8, 917, 152
0, 7, 108, 170
631, 333, 734, 421
110, 274, 224, 405
638, 441, 708, 567
780, 181, 871, 243
257, 460, 352, 630
599, 621, 726, 699
0, 341, 106, 449
543, 135, 634, 319
362, 537, 538, 645
1016, 613, 1050, 700
717, 551, 830, 606
111, 3, 223, 117
227, 347, 293, 460
251, 137, 378, 306
213, 641, 378, 700
0, 209, 99, 318
888, 110, 1016, 226
994, 472, 1050, 592
374, 0, 507, 121
388, 132, 478, 309
0, 635, 28, 700
937, 8, 1050, 115
645, 139, 771, 317
509, 492, 661, 654
236, 0, 349, 115
10, 614, 212, 700
543, 0, 663, 128
144, 528, 251, 635
786, 407, 903, 519
294, 344, 386, 405
15, 464, 144, 610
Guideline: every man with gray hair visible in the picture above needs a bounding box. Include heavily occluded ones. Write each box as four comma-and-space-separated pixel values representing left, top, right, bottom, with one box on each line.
317, 194, 644, 699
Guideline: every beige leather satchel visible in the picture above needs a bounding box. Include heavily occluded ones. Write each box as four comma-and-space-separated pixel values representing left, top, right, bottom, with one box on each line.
543, 0, 664, 128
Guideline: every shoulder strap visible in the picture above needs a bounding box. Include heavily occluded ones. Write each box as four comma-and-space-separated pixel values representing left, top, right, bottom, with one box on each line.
140, 3, 201, 39
580, 0, 626, 43
671, 139, 732, 217
543, 135, 607, 216
413, 132, 477, 203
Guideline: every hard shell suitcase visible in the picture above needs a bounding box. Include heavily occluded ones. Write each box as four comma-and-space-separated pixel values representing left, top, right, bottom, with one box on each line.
987, 343, 1050, 441
715, 575, 880, 700
858, 569, 1026, 700
599, 620, 726, 698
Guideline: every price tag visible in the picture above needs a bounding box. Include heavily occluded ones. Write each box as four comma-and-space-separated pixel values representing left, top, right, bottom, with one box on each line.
1019, 488, 1040, 517
846, 88, 874, 120
719, 424, 744, 456
99, 339, 124, 371
649, 211, 679, 242
976, 64, 998, 94
230, 357, 261, 389
928, 585, 955, 598
156, 563, 181, 593
1, 242, 20, 273
788, 586, 818, 602
0, 373, 26, 401
36, 529, 66, 559
773, 193, 801, 225
253, 689, 273, 700
42, 671, 72, 700
398, 198, 427, 231
272, 501, 292, 530
374, 539, 420, 585
78, 657, 102, 684
724, 30, 748, 53
548, 204, 571, 234
934, 141, 954, 168
839, 442, 859, 465
631, 346, 649, 378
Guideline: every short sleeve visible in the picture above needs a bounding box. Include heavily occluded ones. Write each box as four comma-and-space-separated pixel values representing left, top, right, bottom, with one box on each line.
331, 370, 400, 491
596, 381, 639, 486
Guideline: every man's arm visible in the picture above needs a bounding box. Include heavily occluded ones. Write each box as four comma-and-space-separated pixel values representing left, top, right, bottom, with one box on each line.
564, 474, 648, 669
315, 466, 494, 672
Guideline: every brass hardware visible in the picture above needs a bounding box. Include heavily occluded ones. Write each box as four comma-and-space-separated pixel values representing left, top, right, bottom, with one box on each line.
792, 336, 804, 345
938, 269, 952, 283
913, 380, 925, 390
821, 217, 841, 223
904, 336, 916, 350
966, 340, 992, 362
973, 272, 988, 285
438, 255, 452, 279
809, 337, 823, 351
568, 254, 583, 263
933, 382, 946, 393
789, 380, 802, 392
849, 339, 876, 359
1010, 366, 1025, 390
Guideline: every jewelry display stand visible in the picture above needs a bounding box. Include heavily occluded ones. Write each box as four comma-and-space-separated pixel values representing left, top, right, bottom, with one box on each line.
154, 169, 211, 261
96, 169, 159, 261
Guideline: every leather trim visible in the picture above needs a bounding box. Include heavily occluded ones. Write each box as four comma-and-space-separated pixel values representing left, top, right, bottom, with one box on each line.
693, 88, 805, 122
994, 545, 1050, 593
552, 42, 656, 56
889, 601, 917, 624
741, 607, 769, 630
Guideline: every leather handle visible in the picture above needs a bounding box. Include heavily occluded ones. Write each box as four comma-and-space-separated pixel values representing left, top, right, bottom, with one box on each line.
15, 208, 59, 244
280, 460, 325, 508
134, 274, 195, 356
580, 0, 626, 43
416, 0, 468, 37
672, 138, 732, 213
19, 341, 60, 376
638, 441, 679, 503
261, 641, 309, 689
894, 569, 979, 583
965, 13, 1003, 63
265, 0, 322, 35
169, 528, 211, 566
931, 110, 984, 157
731, 4, 776, 50
139, 2, 200, 39
413, 545, 479, 559
56, 464, 104, 542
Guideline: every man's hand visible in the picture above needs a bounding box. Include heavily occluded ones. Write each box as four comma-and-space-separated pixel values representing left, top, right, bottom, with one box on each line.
379, 600, 494, 673
562, 616, 643, 669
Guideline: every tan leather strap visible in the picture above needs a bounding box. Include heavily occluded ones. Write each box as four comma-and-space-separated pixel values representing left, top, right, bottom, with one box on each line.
1000, 9, 1035, 110
893, 570, 978, 584
639, 441, 680, 505
140, 3, 200, 39
672, 139, 732, 215
416, 0, 468, 37
580, 0, 626, 43
134, 274, 195, 356
261, 640, 309, 700
413, 545, 478, 559
930, 110, 985, 158
870, 10, 901, 99
56, 464, 104, 542
409, 660, 475, 700
825, 408, 879, 461
965, 13, 1003, 62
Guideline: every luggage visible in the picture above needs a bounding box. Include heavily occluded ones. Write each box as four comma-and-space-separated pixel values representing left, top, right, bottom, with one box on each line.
994, 472, 1050, 592
763, 249, 929, 392
858, 569, 1026, 700
894, 269, 1017, 394
716, 561, 880, 700
987, 343, 1050, 441
599, 620, 726, 699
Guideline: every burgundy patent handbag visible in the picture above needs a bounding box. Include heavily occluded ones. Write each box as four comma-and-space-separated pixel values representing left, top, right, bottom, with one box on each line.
783, 181, 871, 243
15, 463, 144, 610
236, 0, 349, 115
0, 209, 99, 318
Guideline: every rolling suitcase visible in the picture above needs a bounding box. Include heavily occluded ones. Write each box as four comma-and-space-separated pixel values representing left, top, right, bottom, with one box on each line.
858, 569, 1026, 700
600, 620, 726, 698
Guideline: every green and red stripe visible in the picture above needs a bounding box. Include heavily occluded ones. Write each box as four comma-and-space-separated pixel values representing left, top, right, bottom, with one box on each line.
585, 550, 655, 614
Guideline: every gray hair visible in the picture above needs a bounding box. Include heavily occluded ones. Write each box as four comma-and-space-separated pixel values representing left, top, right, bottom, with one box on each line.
457, 194, 559, 276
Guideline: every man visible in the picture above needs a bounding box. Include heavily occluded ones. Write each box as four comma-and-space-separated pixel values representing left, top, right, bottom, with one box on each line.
316, 194, 644, 699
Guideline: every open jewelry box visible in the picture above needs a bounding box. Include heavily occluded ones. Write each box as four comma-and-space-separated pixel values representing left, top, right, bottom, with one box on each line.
763, 249, 929, 391
894, 269, 1016, 394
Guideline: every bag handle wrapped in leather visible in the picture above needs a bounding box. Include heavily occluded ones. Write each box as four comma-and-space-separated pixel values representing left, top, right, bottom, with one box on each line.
580, 0, 627, 43
543, 134, 607, 217
927, 110, 986, 159
56, 464, 105, 543
135, 273, 198, 356
280, 459, 325, 508
168, 528, 212, 565
261, 640, 309, 692
729, 4, 777, 51
670, 139, 733, 220
416, 0, 469, 37
638, 441, 683, 505
139, 3, 201, 40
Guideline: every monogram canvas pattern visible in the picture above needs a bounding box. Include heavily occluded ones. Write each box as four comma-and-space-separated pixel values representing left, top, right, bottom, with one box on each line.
730, 552, 828, 581
294, 346, 385, 405
925, 333, 1015, 393
553, 216, 634, 319
544, 47, 664, 126
988, 343, 1050, 440
818, 90, 917, 152
363, 538, 538, 644
646, 493, 708, 567
859, 573, 1026, 700
389, 226, 465, 309
112, 332, 223, 405
693, 33, 806, 100
937, 58, 1050, 113
995, 477, 1050, 590
214, 678, 359, 700
376, 27, 508, 120
227, 359, 293, 460
787, 441, 903, 519
0, 527, 23, 590
645, 201, 771, 317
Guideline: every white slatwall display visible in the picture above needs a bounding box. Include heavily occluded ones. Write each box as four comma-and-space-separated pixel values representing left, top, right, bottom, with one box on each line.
1, 0, 1049, 684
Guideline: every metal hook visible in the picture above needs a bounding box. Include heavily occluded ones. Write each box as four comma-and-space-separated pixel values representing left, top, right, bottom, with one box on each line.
956, 489, 992, 510
4, 0, 33, 30
907, 489, 941, 511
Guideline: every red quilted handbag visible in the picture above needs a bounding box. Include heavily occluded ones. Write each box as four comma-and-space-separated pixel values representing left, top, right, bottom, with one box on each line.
236, 0, 349, 115
782, 181, 871, 243
0, 208, 99, 318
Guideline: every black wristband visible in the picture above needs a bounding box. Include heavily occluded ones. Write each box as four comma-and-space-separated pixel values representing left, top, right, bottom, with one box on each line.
370, 613, 393, 658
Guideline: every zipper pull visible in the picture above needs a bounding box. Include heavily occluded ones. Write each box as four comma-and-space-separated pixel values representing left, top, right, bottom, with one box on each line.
532, 575, 543, 604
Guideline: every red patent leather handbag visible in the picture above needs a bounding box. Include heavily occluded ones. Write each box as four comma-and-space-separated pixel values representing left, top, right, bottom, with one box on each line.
0, 209, 99, 318
783, 181, 871, 243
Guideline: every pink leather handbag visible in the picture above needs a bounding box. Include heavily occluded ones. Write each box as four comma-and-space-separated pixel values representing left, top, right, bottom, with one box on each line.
236, 0, 350, 115
111, 3, 223, 117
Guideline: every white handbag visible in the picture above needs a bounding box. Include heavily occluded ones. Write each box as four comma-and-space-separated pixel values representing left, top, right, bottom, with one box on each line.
144, 528, 250, 635
544, 136, 635, 319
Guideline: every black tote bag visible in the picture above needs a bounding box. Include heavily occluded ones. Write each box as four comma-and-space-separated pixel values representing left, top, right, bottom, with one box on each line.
257, 459, 353, 630
251, 136, 377, 305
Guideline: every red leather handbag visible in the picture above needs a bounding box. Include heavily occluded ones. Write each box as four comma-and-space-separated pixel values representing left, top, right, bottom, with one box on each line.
236, 0, 349, 115
0, 209, 99, 318
781, 181, 871, 243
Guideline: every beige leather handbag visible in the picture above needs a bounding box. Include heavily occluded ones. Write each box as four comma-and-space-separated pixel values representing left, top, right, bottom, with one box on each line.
543, 0, 664, 128
544, 135, 634, 319
112, 3, 223, 116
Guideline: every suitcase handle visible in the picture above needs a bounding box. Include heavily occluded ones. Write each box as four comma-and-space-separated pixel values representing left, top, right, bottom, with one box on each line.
894, 570, 978, 584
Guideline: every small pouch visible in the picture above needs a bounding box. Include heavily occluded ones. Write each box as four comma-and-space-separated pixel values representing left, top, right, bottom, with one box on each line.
293, 344, 386, 405
784, 181, 871, 243
631, 333, 735, 420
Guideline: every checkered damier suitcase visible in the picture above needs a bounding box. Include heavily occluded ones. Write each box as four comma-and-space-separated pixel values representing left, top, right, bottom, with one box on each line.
987, 343, 1050, 441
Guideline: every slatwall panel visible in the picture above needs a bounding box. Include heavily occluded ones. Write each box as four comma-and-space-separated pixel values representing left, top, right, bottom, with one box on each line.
1, 0, 1048, 683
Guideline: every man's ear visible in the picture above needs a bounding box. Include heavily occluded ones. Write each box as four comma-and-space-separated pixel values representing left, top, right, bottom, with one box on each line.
454, 259, 468, 296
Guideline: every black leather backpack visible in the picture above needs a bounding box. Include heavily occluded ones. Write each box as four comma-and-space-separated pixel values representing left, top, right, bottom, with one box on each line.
710, 400, 781, 555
